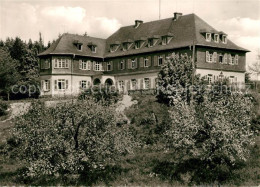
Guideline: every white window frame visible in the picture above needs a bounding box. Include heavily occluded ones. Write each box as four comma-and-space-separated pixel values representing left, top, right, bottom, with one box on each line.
148, 39, 153, 47
55, 58, 69, 69
131, 59, 136, 69
118, 80, 124, 91
120, 60, 124, 70
94, 61, 102, 71
222, 35, 227, 44
57, 79, 66, 90
144, 58, 149, 67
107, 61, 112, 71
158, 56, 163, 66
219, 54, 223, 63
131, 79, 137, 90
77, 44, 82, 51
135, 41, 141, 49
214, 34, 219, 43
206, 33, 211, 42
80, 80, 87, 89
207, 74, 213, 84
206, 51, 213, 63
43, 80, 50, 91
144, 78, 150, 89
91, 46, 96, 53
162, 36, 168, 45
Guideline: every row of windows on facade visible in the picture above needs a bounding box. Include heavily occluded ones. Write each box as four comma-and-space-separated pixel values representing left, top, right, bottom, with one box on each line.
205, 33, 227, 44
206, 74, 237, 84
110, 36, 172, 52
206, 51, 239, 65
41, 78, 157, 92
41, 56, 166, 71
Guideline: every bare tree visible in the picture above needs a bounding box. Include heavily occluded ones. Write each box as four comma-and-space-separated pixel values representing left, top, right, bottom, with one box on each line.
248, 50, 260, 81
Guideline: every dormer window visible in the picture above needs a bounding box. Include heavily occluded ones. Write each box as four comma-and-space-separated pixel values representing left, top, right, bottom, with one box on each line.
91, 45, 96, 53
123, 43, 128, 51
135, 41, 141, 49
162, 36, 168, 45
222, 35, 227, 44
110, 44, 120, 52
206, 33, 211, 42
148, 39, 154, 47
214, 34, 219, 43
73, 40, 83, 51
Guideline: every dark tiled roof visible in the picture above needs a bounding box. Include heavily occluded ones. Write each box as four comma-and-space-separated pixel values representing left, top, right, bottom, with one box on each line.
38, 14, 249, 58
38, 34, 106, 58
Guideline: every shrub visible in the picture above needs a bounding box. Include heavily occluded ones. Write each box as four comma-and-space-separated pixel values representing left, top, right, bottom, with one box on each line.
163, 93, 256, 184
78, 86, 121, 105
9, 100, 137, 181
0, 100, 8, 116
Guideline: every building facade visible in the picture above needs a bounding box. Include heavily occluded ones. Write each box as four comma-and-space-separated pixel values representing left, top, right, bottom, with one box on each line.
38, 13, 249, 96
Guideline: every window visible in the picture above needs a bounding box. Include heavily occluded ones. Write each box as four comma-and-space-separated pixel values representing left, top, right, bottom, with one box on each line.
42, 80, 50, 91
144, 58, 149, 67
162, 36, 168, 45
131, 59, 136, 69
110, 44, 119, 52
91, 46, 96, 53
54, 58, 69, 68
55, 79, 68, 90
144, 78, 150, 89
214, 34, 219, 43
79, 60, 91, 70
77, 44, 82, 51
135, 41, 141, 49
94, 61, 102, 71
235, 55, 238, 65
158, 56, 163, 66
207, 74, 213, 84
41, 59, 50, 69
219, 54, 223, 63
206, 51, 214, 63
206, 33, 211, 42
120, 60, 125, 70
119, 80, 124, 91
107, 61, 112, 71
229, 76, 235, 84
80, 80, 87, 89
131, 79, 137, 90
222, 35, 227, 44
148, 39, 154, 47
123, 43, 128, 51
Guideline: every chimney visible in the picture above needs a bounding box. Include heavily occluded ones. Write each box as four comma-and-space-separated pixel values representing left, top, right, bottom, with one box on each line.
173, 12, 182, 21
134, 20, 143, 28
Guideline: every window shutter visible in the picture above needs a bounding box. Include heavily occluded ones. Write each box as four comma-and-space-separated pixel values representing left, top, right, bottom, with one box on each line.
228, 54, 232, 64
154, 55, 158, 66
140, 79, 144, 89
128, 59, 131, 69
79, 81, 82, 89
162, 54, 166, 65
134, 58, 137, 69
149, 78, 151, 89
65, 59, 69, 68
48, 80, 51, 90
87, 61, 91, 70
53, 58, 57, 68
65, 80, 69, 89
102, 62, 106, 71
41, 80, 44, 90
206, 51, 210, 62
93, 61, 96, 70
54, 80, 57, 90
154, 78, 158, 88
235, 55, 239, 65
110, 61, 113, 70
79, 60, 82, 69
148, 56, 151, 67
213, 52, 217, 63
140, 57, 144, 67
127, 80, 131, 90
118, 61, 121, 70
224, 53, 227, 64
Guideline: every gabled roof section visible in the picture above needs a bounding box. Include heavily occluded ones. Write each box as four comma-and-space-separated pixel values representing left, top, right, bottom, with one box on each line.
38, 33, 106, 58
39, 13, 249, 58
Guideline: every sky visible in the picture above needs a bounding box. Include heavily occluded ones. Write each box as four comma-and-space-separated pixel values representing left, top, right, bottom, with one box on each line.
0, 0, 260, 72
